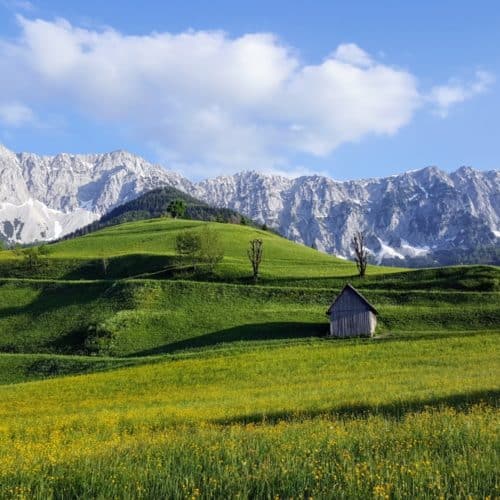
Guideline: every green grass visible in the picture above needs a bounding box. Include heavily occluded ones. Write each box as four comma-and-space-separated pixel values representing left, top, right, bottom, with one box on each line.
0, 218, 400, 281
0, 217, 498, 497
1, 219, 498, 294
0, 353, 144, 385
0, 278, 498, 357
0, 334, 498, 498
2, 333, 497, 422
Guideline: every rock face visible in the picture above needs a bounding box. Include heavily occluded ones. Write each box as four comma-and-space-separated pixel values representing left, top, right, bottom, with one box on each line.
0, 144, 498, 265
0, 145, 189, 243
191, 168, 500, 264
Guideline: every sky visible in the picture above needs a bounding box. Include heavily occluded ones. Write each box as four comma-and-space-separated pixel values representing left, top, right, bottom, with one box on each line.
0, 0, 498, 180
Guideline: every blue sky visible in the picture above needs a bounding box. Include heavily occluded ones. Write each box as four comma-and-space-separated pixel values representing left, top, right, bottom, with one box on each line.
0, 0, 498, 180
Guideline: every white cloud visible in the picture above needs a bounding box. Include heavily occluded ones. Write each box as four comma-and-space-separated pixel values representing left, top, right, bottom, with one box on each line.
0, 102, 36, 127
332, 43, 373, 68
428, 70, 494, 117
0, 17, 493, 177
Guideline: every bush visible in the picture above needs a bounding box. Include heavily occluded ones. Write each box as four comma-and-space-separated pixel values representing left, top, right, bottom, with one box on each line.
198, 227, 224, 272
84, 323, 117, 356
175, 231, 202, 266
175, 228, 224, 273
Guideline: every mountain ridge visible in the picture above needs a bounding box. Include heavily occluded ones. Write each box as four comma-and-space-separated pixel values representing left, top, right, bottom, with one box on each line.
0, 144, 498, 265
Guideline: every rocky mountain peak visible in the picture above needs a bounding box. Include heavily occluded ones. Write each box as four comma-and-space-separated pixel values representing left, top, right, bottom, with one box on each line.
0, 145, 498, 266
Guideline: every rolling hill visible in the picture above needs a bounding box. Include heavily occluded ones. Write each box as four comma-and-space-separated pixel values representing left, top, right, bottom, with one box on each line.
0, 218, 498, 357
0, 216, 498, 497
1, 144, 498, 266
61, 185, 254, 240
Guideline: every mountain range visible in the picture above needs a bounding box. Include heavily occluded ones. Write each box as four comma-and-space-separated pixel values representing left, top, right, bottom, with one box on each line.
0, 144, 498, 265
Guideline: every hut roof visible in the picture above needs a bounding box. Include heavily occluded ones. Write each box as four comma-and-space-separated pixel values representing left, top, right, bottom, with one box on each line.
326, 283, 378, 315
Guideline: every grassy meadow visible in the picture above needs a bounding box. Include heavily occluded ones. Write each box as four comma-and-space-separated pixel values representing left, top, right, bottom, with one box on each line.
1, 336, 498, 498
0, 217, 498, 498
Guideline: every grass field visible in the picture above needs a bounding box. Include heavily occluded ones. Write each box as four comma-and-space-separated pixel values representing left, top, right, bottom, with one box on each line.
0, 336, 498, 497
0, 218, 397, 282
0, 218, 498, 498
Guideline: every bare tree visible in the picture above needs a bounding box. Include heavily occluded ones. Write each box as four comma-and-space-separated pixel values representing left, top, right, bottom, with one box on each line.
247, 239, 264, 283
351, 231, 368, 277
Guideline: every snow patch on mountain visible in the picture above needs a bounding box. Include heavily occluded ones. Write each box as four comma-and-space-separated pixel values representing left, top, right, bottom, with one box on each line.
0, 145, 187, 243
0, 198, 97, 243
0, 144, 498, 266
191, 167, 500, 262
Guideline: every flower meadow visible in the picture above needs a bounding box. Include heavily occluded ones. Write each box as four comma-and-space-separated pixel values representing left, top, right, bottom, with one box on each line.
0, 219, 498, 498
0, 405, 497, 499
0, 334, 498, 499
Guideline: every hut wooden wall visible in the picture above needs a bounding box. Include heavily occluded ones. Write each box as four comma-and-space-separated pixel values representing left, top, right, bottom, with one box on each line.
328, 287, 377, 337
329, 311, 376, 337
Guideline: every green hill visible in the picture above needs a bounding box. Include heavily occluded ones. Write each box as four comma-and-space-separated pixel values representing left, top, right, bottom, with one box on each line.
0, 218, 498, 357
0, 218, 376, 281
4, 216, 498, 287
0, 216, 498, 498
61, 185, 254, 239
0, 278, 498, 357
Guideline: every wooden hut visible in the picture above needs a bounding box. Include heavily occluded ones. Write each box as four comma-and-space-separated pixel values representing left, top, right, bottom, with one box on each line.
326, 284, 378, 338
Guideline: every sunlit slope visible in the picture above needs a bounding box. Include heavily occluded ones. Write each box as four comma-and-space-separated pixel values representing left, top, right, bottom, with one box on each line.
1, 334, 498, 424
0, 335, 497, 498
0, 218, 401, 281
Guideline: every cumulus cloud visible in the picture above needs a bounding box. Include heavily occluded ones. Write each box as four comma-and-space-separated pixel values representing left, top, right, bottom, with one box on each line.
428, 70, 494, 117
0, 16, 492, 176
0, 102, 36, 127
332, 43, 373, 68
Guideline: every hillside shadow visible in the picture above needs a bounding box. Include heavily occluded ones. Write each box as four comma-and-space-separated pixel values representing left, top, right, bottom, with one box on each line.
60, 254, 178, 280
0, 281, 117, 354
0, 282, 107, 319
43, 327, 88, 354
260, 266, 500, 292
213, 389, 500, 425
131, 322, 327, 357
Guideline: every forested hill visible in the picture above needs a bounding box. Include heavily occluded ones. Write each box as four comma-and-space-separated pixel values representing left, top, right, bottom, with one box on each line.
61, 186, 255, 240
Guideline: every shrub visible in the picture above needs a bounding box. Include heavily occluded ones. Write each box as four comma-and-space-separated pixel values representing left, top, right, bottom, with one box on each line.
175, 228, 224, 273
175, 231, 202, 266
84, 323, 117, 356
198, 226, 224, 272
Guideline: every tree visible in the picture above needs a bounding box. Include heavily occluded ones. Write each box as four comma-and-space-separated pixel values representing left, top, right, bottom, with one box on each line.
351, 231, 368, 277
14, 246, 42, 273
175, 227, 224, 273
166, 199, 187, 219
175, 230, 202, 266
198, 226, 224, 272
247, 239, 264, 283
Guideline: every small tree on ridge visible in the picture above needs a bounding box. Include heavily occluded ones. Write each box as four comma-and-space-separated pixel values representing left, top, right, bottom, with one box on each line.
167, 199, 187, 219
351, 231, 368, 278
247, 239, 264, 283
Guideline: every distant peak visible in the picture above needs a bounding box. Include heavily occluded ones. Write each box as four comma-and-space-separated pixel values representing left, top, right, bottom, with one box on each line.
0, 144, 15, 157
455, 165, 476, 174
